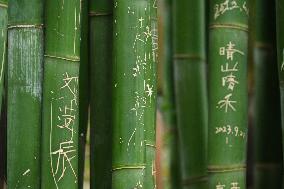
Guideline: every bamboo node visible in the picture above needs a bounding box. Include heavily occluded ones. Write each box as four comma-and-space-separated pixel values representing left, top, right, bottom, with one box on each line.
89, 11, 112, 17
174, 54, 206, 62
44, 54, 80, 62
207, 164, 246, 173
7, 24, 43, 29
255, 163, 283, 170
182, 175, 208, 186
254, 42, 273, 50
209, 24, 248, 32
112, 165, 146, 172
145, 143, 156, 148
0, 2, 7, 8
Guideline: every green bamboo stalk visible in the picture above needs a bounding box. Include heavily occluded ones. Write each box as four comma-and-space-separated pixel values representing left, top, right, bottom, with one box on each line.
160, 0, 181, 188
173, 0, 207, 188
112, 0, 154, 188
144, 0, 158, 188
246, 0, 255, 187
0, 0, 7, 112
7, 0, 43, 188
41, 0, 81, 188
0, 95, 6, 189
0, 1, 7, 187
276, 0, 284, 171
78, 0, 89, 188
253, 0, 283, 188
89, 0, 113, 188
208, 0, 249, 188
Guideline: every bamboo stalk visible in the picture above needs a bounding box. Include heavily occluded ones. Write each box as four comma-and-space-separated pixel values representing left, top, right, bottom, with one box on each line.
276, 0, 284, 180
253, 0, 283, 188
144, 0, 158, 188
0, 2, 7, 187
0, 0, 7, 112
0, 89, 7, 189
112, 0, 154, 188
7, 0, 43, 187
160, 0, 181, 188
41, 0, 81, 188
208, 0, 249, 188
89, 0, 113, 188
246, 0, 255, 187
78, 0, 89, 188
173, 0, 208, 188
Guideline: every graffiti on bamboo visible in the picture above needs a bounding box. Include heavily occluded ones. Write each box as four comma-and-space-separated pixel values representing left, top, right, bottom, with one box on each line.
216, 182, 241, 189
215, 125, 246, 146
216, 41, 246, 146
214, 0, 249, 20
219, 42, 244, 61
217, 93, 237, 112
14, 169, 32, 189
152, 0, 157, 9
123, 6, 155, 156
217, 41, 243, 112
50, 72, 78, 188
134, 180, 143, 189
151, 22, 158, 64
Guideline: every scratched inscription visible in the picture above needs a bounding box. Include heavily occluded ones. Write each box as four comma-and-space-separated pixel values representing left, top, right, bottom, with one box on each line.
50, 72, 78, 188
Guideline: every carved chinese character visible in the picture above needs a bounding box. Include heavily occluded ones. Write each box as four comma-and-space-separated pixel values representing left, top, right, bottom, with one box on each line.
51, 140, 77, 182
214, 0, 248, 20
221, 62, 238, 72
216, 182, 226, 189
222, 73, 239, 91
231, 182, 240, 189
219, 42, 244, 61
217, 93, 237, 112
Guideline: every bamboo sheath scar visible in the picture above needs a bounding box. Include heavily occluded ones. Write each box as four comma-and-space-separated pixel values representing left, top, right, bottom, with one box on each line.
112, 0, 154, 188
173, 0, 208, 188
7, 0, 43, 188
41, 0, 81, 188
89, 0, 113, 189
254, 0, 283, 188
208, 0, 249, 188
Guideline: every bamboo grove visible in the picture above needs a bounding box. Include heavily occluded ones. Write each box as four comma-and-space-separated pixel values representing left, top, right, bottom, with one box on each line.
1, 0, 284, 188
